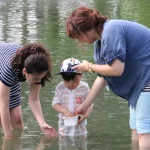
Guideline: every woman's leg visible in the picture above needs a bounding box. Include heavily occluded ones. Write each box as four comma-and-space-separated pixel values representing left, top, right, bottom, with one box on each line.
0, 113, 2, 133
130, 106, 139, 149
136, 92, 150, 148
139, 134, 150, 149
10, 105, 24, 137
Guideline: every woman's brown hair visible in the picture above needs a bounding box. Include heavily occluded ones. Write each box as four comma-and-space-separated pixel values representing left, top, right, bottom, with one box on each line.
66, 6, 107, 40
11, 43, 52, 86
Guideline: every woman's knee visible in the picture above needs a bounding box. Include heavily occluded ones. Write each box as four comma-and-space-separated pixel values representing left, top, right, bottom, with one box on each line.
11, 116, 24, 137
138, 133, 150, 147
11, 115, 24, 129
138, 133, 150, 138
10, 105, 24, 130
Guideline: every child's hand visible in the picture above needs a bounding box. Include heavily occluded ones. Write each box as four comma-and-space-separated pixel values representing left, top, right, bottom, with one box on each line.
78, 114, 87, 124
63, 109, 74, 117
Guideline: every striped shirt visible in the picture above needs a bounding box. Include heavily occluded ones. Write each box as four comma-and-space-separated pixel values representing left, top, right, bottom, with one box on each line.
142, 82, 150, 92
0, 43, 25, 108
52, 81, 90, 136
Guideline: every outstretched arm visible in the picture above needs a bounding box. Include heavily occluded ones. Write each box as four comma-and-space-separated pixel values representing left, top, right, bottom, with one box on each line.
0, 81, 12, 138
52, 85, 74, 117
29, 84, 57, 136
72, 59, 124, 76
75, 76, 106, 115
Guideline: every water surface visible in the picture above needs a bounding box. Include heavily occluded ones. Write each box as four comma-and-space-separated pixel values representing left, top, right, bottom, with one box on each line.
0, 0, 150, 149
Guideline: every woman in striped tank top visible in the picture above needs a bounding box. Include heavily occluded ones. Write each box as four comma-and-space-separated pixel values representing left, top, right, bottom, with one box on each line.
0, 43, 57, 138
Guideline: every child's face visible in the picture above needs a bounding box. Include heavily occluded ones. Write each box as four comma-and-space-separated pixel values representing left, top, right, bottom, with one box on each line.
64, 74, 82, 90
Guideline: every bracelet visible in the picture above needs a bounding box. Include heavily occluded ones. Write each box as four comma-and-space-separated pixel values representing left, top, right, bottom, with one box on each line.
88, 63, 94, 73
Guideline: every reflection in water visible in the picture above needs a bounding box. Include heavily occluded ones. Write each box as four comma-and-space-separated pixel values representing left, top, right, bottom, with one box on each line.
35, 135, 55, 150
0, 0, 38, 43
57, 0, 95, 37
6, 0, 23, 43
1, 137, 22, 150
59, 135, 87, 150
0, 135, 56, 150
0, 0, 23, 43
26, 1, 38, 42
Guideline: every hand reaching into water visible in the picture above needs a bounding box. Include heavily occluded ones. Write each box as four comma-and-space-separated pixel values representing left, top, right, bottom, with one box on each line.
40, 123, 57, 137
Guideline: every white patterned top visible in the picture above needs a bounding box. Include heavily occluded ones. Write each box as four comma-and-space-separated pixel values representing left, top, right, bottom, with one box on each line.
52, 81, 90, 136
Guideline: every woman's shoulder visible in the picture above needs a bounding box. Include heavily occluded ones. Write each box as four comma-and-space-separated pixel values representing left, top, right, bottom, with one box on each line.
103, 20, 125, 31
105, 19, 131, 25
0, 42, 22, 48
103, 19, 142, 31
0, 43, 22, 55
102, 19, 135, 41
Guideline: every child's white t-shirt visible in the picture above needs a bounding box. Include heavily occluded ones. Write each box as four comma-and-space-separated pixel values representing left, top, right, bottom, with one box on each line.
52, 81, 90, 136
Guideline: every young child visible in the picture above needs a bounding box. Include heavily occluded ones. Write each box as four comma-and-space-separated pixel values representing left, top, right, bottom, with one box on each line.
52, 58, 93, 137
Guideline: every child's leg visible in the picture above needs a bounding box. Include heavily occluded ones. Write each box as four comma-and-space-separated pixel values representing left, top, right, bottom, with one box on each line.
136, 92, 150, 148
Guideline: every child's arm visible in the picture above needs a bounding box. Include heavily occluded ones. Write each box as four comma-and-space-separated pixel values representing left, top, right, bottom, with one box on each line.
52, 85, 73, 117
52, 104, 74, 117
78, 103, 93, 124
78, 83, 93, 123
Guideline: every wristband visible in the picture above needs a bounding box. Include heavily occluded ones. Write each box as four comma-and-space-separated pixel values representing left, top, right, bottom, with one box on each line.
88, 63, 94, 73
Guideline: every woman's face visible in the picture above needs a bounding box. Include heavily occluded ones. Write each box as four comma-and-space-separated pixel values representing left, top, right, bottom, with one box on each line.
23, 68, 47, 84
79, 29, 100, 44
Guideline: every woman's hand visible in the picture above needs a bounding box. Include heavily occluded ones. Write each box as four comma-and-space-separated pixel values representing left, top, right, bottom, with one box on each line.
72, 60, 90, 72
78, 114, 87, 124
75, 103, 87, 116
40, 123, 57, 137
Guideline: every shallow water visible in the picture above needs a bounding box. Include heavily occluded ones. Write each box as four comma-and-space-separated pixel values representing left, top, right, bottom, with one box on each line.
0, 0, 150, 149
